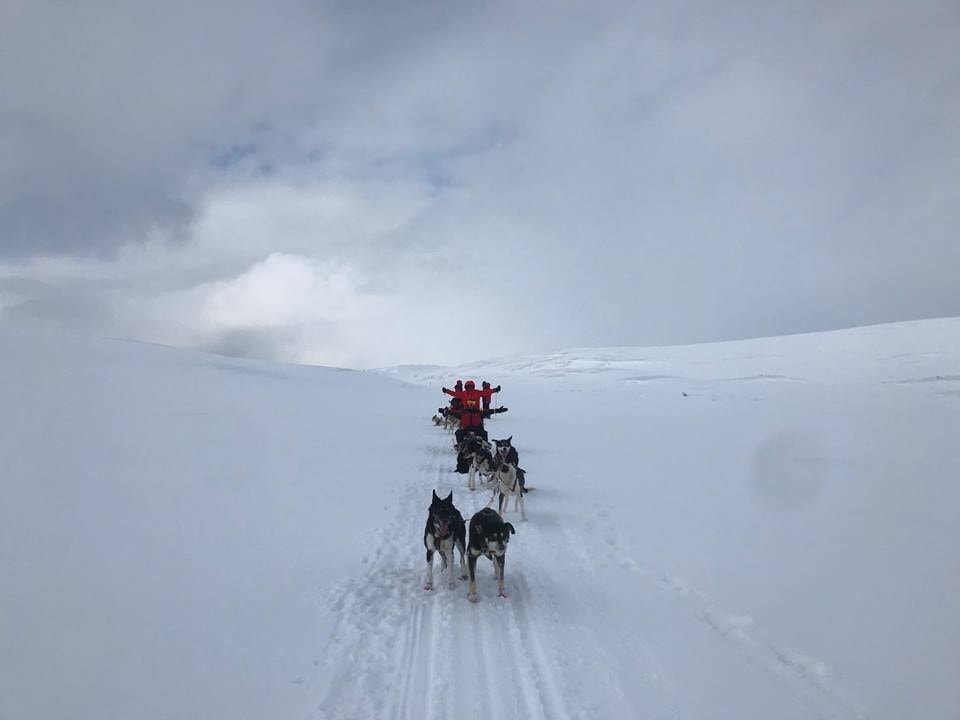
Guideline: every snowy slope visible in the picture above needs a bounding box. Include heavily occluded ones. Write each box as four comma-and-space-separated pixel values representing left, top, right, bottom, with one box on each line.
2, 319, 959, 719
0, 330, 431, 720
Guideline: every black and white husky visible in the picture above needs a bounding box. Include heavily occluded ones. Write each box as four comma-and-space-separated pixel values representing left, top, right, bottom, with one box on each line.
493, 436, 520, 467
467, 507, 516, 602
468, 447, 500, 491
423, 490, 468, 591
487, 461, 527, 521
461, 436, 498, 491
457, 435, 495, 490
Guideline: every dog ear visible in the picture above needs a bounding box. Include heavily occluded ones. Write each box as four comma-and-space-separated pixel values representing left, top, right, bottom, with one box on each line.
445, 491, 453, 502
432, 489, 440, 502
505, 523, 516, 535
507, 435, 512, 443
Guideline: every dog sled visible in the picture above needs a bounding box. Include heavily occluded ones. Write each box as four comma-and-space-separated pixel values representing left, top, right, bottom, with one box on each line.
425, 384, 536, 601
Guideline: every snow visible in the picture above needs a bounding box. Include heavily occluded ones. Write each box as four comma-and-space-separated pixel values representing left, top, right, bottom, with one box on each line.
2, 319, 959, 719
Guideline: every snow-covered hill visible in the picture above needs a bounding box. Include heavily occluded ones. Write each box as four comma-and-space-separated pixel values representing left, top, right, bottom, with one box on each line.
2, 319, 959, 719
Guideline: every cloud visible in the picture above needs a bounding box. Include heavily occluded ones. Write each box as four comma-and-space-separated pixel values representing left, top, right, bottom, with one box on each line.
118, 253, 381, 365
120, 250, 530, 368
0, 176, 535, 366
1, 0, 959, 365
0, 0, 334, 254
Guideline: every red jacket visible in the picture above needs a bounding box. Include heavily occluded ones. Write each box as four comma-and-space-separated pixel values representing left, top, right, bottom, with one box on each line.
443, 387, 491, 429
443, 386, 496, 408
448, 406, 501, 428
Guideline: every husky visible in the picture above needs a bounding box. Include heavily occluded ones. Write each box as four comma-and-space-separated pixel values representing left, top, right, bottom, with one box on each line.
492, 435, 530, 494
460, 434, 491, 455
468, 447, 500, 492
458, 436, 497, 490
487, 461, 527, 521
467, 508, 516, 602
493, 436, 520, 467
423, 490, 468, 591
455, 433, 489, 476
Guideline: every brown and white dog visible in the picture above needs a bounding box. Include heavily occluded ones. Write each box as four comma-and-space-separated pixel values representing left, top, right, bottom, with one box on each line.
467, 508, 516, 602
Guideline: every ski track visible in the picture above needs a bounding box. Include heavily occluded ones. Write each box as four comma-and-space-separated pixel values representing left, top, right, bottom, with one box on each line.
302, 438, 594, 720
303, 432, 866, 720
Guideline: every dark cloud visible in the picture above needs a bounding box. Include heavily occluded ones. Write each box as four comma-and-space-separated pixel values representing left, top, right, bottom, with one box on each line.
0, 0, 334, 253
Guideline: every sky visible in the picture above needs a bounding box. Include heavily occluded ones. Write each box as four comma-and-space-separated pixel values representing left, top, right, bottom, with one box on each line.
1, 0, 958, 368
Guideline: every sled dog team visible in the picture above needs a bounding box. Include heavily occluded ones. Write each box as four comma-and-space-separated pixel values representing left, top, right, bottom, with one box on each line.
425, 380, 526, 602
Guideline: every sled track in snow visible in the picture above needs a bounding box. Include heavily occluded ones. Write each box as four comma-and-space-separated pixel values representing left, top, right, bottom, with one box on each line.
302, 437, 866, 720
303, 442, 580, 720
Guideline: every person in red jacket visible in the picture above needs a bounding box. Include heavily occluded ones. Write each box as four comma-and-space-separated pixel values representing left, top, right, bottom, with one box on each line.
481, 381, 496, 411
447, 381, 463, 413
442, 380, 503, 445
440, 396, 463, 420
442, 379, 500, 409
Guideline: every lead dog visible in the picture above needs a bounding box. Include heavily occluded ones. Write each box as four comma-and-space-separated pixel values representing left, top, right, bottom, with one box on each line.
467, 508, 516, 602
424, 490, 468, 591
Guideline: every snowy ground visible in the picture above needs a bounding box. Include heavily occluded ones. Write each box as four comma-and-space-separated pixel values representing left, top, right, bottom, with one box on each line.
2, 319, 959, 719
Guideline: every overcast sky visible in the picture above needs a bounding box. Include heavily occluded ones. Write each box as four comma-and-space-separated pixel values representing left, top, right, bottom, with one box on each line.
1, 0, 958, 367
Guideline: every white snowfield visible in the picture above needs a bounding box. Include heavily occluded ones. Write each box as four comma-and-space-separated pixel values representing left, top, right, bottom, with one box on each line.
2, 319, 959, 720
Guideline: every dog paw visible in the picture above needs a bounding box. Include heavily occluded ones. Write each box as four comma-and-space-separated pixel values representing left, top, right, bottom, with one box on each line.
424, 582, 433, 591
448, 581, 456, 590
467, 592, 480, 603
498, 590, 509, 598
